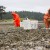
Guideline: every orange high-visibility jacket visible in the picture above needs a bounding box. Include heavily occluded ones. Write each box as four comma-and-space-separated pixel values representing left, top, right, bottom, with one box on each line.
12, 12, 20, 27
44, 13, 50, 28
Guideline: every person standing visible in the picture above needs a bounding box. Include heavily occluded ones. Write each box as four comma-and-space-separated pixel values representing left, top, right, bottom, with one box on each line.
11, 12, 20, 27
43, 9, 50, 28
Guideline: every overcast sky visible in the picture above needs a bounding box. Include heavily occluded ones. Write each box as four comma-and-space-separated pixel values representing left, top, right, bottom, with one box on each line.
0, 0, 50, 13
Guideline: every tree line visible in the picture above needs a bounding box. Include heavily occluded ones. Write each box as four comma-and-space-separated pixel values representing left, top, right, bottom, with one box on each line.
0, 11, 44, 21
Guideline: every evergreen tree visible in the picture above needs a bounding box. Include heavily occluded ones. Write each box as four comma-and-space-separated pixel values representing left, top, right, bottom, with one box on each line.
0, 6, 6, 20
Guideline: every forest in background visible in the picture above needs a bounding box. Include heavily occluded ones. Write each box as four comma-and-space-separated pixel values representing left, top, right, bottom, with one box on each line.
0, 11, 44, 21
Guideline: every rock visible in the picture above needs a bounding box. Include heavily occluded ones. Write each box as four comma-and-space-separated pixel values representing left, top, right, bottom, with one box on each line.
18, 46, 26, 50
11, 48, 17, 50
35, 46, 45, 50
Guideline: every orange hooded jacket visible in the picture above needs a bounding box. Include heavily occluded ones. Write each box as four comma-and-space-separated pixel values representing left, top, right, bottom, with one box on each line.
12, 12, 20, 27
44, 12, 50, 28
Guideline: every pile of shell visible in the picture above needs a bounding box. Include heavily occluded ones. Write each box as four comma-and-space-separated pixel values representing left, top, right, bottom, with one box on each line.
0, 27, 50, 50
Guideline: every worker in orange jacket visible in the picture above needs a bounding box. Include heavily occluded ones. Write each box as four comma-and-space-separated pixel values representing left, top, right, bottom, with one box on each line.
44, 9, 50, 28
11, 12, 20, 27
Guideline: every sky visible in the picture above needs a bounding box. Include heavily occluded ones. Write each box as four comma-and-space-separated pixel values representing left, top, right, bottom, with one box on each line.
0, 0, 50, 13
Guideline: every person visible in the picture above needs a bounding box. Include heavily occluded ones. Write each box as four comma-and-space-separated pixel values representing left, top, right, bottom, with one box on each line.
11, 12, 20, 27
43, 9, 50, 28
